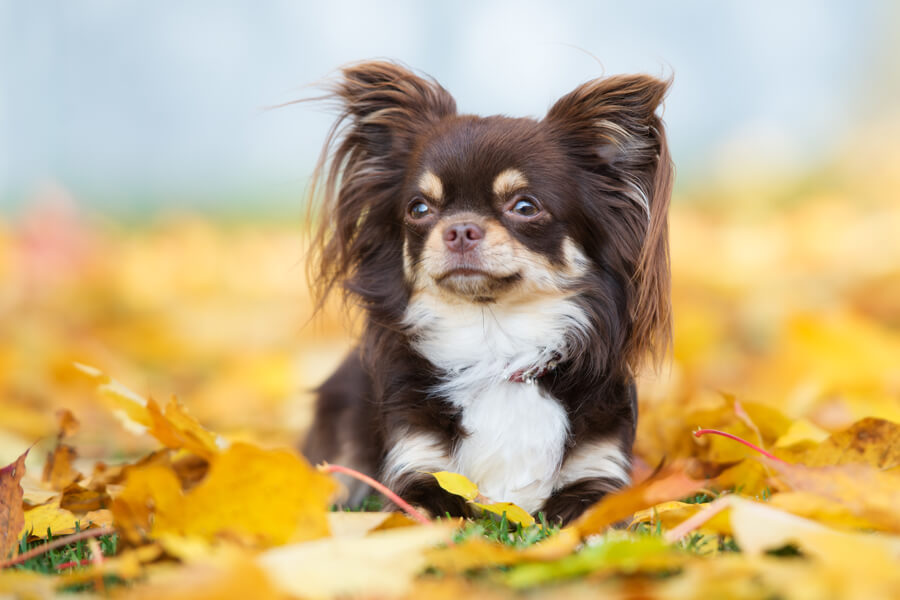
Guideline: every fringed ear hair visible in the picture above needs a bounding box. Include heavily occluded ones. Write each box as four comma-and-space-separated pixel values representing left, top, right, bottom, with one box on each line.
308, 61, 457, 308
546, 74, 674, 371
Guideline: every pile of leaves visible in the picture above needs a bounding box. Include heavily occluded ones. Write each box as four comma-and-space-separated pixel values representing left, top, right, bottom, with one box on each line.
2, 365, 899, 598
1, 161, 899, 598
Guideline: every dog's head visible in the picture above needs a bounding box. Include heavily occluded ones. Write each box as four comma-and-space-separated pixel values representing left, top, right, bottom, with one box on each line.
311, 61, 672, 371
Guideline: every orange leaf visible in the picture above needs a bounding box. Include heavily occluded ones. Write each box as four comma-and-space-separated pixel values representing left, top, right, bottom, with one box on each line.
573, 468, 706, 537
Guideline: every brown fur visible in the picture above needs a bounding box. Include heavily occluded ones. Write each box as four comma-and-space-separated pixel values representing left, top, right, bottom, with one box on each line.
303, 61, 673, 523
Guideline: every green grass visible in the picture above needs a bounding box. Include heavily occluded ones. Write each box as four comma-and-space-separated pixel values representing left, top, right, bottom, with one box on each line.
451, 511, 560, 548
8, 525, 124, 593
10, 524, 118, 575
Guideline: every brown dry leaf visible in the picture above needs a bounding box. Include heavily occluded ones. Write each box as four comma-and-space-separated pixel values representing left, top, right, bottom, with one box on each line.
258, 522, 456, 598
113, 442, 336, 547
777, 417, 900, 469
59, 482, 110, 512
55, 408, 80, 438
0, 450, 27, 559
42, 444, 81, 490
573, 468, 706, 537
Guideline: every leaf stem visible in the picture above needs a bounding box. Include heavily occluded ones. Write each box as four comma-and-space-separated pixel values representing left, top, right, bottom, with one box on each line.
319, 463, 431, 526
693, 428, 787, 464
0, 528, 114, 569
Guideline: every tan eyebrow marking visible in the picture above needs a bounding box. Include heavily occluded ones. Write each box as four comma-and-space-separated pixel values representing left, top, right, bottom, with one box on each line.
492, 168, 528, 197
418, 170, 443, 200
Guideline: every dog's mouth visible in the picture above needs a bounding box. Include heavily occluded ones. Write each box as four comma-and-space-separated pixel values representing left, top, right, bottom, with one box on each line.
437, 267, 492, 279
433, 266, 522, 299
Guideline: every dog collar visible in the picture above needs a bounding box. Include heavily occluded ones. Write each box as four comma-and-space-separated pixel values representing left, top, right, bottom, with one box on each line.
508, 355, 560, 385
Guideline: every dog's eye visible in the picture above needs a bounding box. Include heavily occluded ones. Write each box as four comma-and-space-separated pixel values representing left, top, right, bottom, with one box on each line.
408, 199, 432, 220
508, 196, 542, 218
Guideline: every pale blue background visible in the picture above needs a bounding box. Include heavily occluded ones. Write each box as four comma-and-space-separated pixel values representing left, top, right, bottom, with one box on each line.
1, 1, 897, 214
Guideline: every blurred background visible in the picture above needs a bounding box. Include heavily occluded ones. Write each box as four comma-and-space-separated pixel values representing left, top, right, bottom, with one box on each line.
1, 1, 899, 465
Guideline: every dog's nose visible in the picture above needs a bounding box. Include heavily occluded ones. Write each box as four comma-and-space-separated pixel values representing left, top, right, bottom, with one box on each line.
443, 222, 484, 253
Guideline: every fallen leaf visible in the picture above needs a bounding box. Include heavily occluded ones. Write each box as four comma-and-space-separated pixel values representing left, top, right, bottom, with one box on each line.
113, 443, 336, 546
574, 468, 705, 537
0, 450, 28, 558
768, 459, 900, 533
767, 491, 884, 531
777, 417, 900, 469
123, 553, 280, 600
18, 498, 112, 540
326, 511, 396, 538
59, 482, 109, 512
0, 570, 57, 599
57, 544, 163, 585
473, 501, 535, 527
258, 522, 455, 598
372, 512, 420, 532
502, 532, 682, 589
147, 397, 223, 461
431, 471, 535, 526
426, 526, 581, 573
631, 500, 732, 536
431, 471, 479, 501
76, 363, 225, 458
42, 444, 80, 490
773, 418, 830, 448
19, 473, 58, 507
728, 496, 900, 574
55, 409, 79, 438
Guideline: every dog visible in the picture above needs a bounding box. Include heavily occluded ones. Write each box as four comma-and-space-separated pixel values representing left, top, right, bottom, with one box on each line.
303, 61, 672, 524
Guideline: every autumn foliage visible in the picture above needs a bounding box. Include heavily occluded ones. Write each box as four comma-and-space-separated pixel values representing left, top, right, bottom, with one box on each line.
1, 158, 900, 598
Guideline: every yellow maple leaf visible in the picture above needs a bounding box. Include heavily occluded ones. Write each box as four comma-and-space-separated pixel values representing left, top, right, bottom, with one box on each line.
19, 499, 112, 540
76, 362, 224, 459
113, 443, 336, 547
430, 471, 534, 526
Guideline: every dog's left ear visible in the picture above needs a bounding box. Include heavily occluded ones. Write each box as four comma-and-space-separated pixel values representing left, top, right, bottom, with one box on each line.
546, 75, 674, 370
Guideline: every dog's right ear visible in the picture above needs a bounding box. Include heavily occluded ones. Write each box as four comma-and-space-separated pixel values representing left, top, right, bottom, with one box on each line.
333, 61, 457, 158
310, 62, 456, 312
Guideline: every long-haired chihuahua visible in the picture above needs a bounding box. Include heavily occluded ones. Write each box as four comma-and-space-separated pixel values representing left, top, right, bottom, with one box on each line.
303, 61, 672, 524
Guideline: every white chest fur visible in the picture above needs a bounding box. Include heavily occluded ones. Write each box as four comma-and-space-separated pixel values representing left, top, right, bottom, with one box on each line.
450, 380, 569, 513
402, 292, 590, 513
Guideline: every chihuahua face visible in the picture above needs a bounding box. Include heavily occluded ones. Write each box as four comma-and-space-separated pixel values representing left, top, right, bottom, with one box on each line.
304, 61, 673, 524
401, 119, 588, 305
